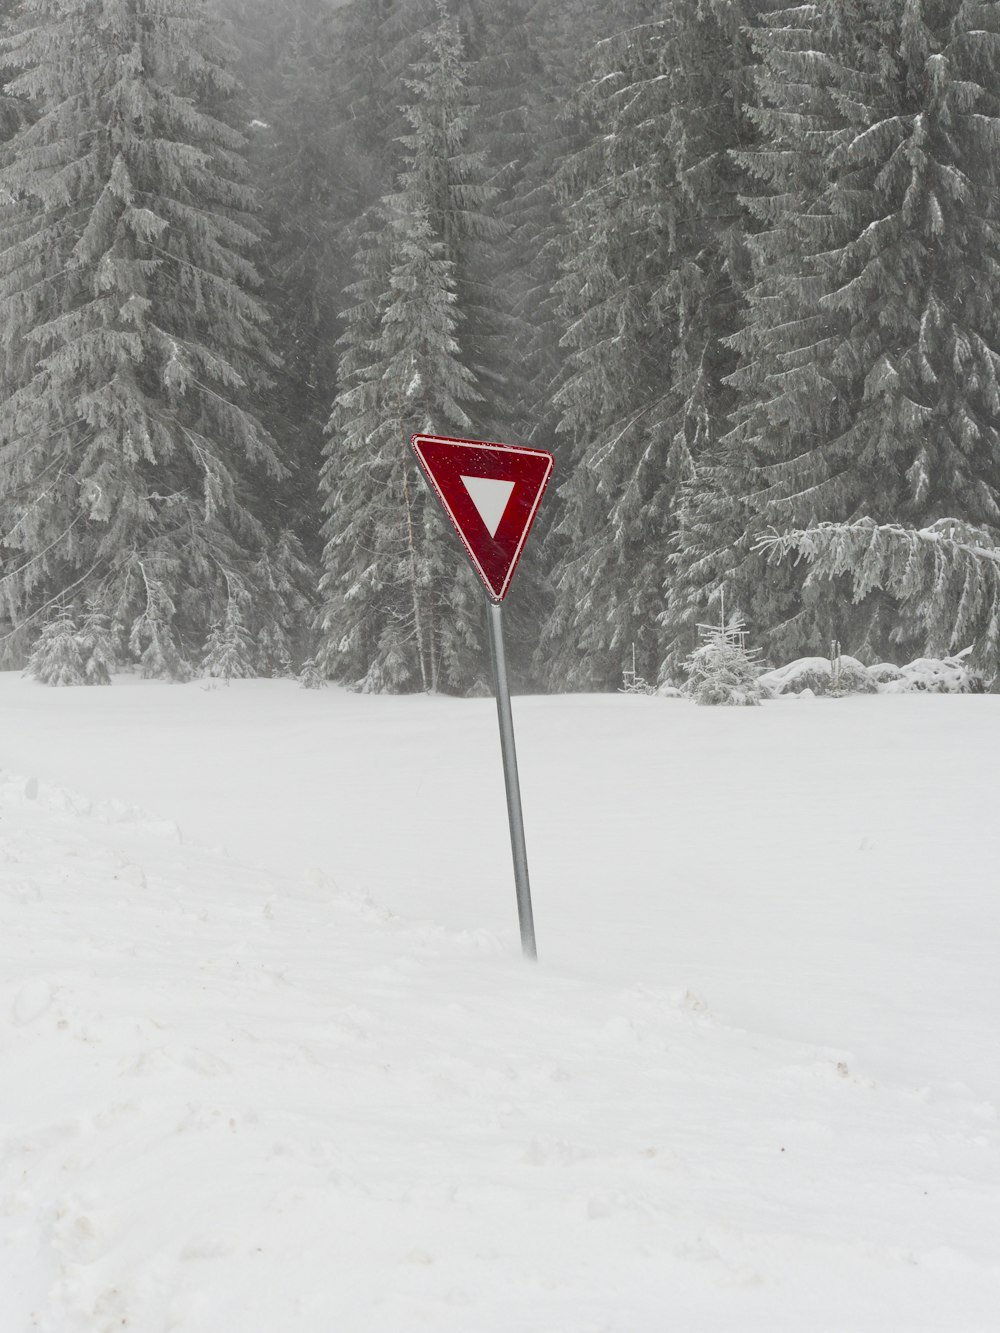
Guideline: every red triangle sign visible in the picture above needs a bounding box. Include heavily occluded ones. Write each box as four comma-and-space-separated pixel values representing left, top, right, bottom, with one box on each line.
411, 433, 554, 601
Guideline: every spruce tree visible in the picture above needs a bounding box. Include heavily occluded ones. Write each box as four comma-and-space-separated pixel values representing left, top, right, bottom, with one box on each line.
539, 0, 755, 690
317, 2, 499, 693
655, 0, 761, 680
251, 528, 314, 675
26, 605, 86, 684
484, 0, 609, 455
297, 654, 324, 688
251, 0, 342, 538
201, 586, 255, 680
0, 0, 284, 672
758, 517, 1000, 682
473, 0, 607, 683
0, 0, 29, 143
0, 1, 35, 657
323, 0, 430, 212
683, 604, 764, 706
724, 0, 1000, 663
79, 597, 116, 683
390, 0, 506, 437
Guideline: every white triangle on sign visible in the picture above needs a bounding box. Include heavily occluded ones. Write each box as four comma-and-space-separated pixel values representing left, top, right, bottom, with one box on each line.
460, 475, 515, 538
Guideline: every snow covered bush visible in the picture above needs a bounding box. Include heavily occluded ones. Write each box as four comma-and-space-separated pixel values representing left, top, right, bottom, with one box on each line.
882, 653, 983, 695
760, 651, 982, 696
620, 645, 655, 695
829, 648, 877, 696
759, 657, 834, 697
26, 609, 87, 686
683, 611, 763, 706
760, 655, 876, 697
868, 662, 904, 686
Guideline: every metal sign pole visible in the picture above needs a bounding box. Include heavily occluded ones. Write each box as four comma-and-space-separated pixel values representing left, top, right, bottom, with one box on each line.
486, 599, 537, 961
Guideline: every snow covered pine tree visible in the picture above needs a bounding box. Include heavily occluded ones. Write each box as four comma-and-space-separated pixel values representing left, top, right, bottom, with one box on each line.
725, 0, 1000, 668
201, 581, 256, 682
682, 599, 764, 706
0, 0, 286, 676
541, 0, 755, 690
316, 1, 501, 694
25, 603, 85, 684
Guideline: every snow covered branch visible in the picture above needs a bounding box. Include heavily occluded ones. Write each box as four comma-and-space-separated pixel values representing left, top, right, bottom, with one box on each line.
756, 519, 1000, 674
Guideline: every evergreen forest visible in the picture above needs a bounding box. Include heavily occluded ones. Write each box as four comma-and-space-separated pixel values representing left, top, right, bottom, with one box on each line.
3, 0, 1000, 691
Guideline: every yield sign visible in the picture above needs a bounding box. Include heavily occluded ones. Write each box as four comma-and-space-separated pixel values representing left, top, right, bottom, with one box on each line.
411, 434, 554, 601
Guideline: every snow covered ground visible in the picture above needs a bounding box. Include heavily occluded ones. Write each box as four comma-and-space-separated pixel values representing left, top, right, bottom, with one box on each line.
1, 674, 998, 1330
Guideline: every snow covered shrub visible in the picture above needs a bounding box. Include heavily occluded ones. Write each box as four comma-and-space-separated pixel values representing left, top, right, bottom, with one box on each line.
881, 653, 984, 695
620, 644, 655, 695
868, 662, 904, 685
759, 657, 832, 696
829, 647, 877, 697
831, 661, 877, 694
26, 609, 87, 686
759, 655, 875, 697
683, 611, 763, 706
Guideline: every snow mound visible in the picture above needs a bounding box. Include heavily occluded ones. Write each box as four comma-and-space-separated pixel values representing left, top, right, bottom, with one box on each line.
760, 652, 983, 697
880, 654, 983, 695
656, 682, 683, 698
759, 655, 874, 697
0, 774, 182, 839
869, 661, 904, 684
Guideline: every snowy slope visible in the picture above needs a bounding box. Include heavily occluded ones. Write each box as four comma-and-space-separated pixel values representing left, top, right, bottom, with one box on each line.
2, 676, 999, 1330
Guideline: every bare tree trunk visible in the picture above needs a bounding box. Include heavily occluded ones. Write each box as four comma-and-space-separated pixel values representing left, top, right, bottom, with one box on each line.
402, 464, 430, 693
429, 591, 439, 692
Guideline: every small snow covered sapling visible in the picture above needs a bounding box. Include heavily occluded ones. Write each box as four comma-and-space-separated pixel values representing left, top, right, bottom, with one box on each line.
298, 656, 325, 689
201, 595, 256, 682
26, 608, 88, 686
683, 601, 763, 706
79, 600, 116, 684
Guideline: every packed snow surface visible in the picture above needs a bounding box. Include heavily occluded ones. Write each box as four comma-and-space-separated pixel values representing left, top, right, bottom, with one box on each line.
1, 675, 998, 1331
